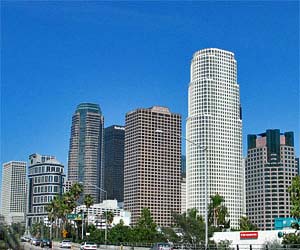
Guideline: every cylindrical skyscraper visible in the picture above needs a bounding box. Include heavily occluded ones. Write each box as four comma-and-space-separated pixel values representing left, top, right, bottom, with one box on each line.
68, 103, 104, 202
186, 48, 243, 228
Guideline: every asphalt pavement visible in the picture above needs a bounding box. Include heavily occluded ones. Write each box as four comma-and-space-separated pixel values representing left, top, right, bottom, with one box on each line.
22, 242, 78, 250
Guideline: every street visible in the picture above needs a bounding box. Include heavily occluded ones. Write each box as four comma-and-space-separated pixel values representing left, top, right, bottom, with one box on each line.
22, 242, 77, 250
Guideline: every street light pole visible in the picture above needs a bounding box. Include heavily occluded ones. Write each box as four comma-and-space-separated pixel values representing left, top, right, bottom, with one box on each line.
156, 130, 208, 249
83, 182, 108, 246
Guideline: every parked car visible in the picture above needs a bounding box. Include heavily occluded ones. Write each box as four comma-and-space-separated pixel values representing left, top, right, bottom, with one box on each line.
151, 243, 172, 250
60, 239, 72, 248
21, 236, 31, 242
40, 238, 52, 248
80, 242, 97, 250
31, 238, 41, 246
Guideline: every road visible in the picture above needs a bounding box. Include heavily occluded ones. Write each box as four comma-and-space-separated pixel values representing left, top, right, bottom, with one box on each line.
22, 242, 78, 250
22, 242, 148, 250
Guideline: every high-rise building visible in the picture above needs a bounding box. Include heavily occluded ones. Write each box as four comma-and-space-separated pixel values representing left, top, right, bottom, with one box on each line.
26, 153, 65, 227
104, 125, 125, 202
68, 103, 104, 202
0, 161, 26, 225
246, 130, 298, 230
124, 106, 181, 227
186, 48, 243, 228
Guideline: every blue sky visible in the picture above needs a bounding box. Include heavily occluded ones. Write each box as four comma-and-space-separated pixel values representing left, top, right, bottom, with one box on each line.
1, 1, 299, 181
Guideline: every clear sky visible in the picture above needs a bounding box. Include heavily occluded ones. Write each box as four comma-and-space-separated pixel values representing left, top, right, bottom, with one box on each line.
1, 1, 299, 181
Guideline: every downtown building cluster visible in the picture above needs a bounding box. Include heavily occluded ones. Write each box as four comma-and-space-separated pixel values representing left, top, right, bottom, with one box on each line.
0, 48, 299, 231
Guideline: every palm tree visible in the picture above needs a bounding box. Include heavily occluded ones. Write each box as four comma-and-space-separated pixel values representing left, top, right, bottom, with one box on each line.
240, 216, 258, 231
84, 194, 94, 210
105, 211, 114, 227
46, 195, 62, 238
70, 182, 84, 200
208, 194, 229, 228
83, 194, 94, 237
45, 183, 84, 239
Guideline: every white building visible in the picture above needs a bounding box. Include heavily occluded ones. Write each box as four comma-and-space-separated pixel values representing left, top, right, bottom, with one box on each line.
213, 230, 295, 249
0, 161, 27, 225
26, 153, 65, 227
75, 200, 131, 228
186, 48, 243, 228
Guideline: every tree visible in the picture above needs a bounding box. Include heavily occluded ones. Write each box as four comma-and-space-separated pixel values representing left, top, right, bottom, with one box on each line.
239, 216, 258, 231
173, 208, 205, 247
11, 223, 25, 237
84, 194, 94, 237
70, 182, 84, 201
208, 194, 230, 229
0, 224, 21, 250
84, 194, 94, 209
108, 220, 133, 244
282, 176, 300, 247
288, 176, 300, 219
104, 211, 114, 227
134, 208, 163, 243
45, 182, 84, 239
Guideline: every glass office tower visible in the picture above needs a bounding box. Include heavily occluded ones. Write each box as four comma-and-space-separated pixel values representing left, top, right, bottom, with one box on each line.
104, 125, 125, 202
68, 103, 104, 202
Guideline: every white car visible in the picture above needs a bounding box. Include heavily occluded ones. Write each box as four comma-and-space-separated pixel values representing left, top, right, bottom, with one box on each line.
60, 240, 72, 248
80, 242, 97, 250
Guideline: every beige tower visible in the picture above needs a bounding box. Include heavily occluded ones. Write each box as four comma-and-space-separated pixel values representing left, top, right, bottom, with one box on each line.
246, 130, 298, 230
124, 106, 181, 227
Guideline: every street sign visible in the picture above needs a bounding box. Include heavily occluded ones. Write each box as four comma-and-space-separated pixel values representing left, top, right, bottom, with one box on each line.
67, 213, 83, 220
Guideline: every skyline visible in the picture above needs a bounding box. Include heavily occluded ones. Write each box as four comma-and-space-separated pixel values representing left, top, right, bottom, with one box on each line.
1, 1, 299, 175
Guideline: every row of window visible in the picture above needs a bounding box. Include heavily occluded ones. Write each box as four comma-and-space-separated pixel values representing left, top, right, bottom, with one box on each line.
29, 165, 64, 175
33, 185, 60, 194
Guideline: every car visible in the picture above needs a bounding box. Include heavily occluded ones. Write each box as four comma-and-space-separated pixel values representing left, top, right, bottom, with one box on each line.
21, 236, 31, 242
60, 240, 72, 248
40, 238, 52, 248
31, 238, 41, 246
80, 242, 97, 250
151, 243, 172, 250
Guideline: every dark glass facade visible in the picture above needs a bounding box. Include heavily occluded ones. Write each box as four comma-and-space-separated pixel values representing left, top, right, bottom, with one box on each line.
68, 103, 104, 202
104, 125, 125, 202
181, 155, 186, 177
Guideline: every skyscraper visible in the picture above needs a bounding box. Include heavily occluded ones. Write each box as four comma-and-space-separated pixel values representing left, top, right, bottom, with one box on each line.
186, 48, 243, 228
68, 103, 104, 202
104, 125, 125, 202
246, 130, 298, 230
0, 161, 26, 225
124, 106, 181, 227
26, 153, 65, 227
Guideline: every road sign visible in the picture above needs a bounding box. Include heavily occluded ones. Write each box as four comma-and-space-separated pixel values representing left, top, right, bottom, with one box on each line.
67, 213, 83, 220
